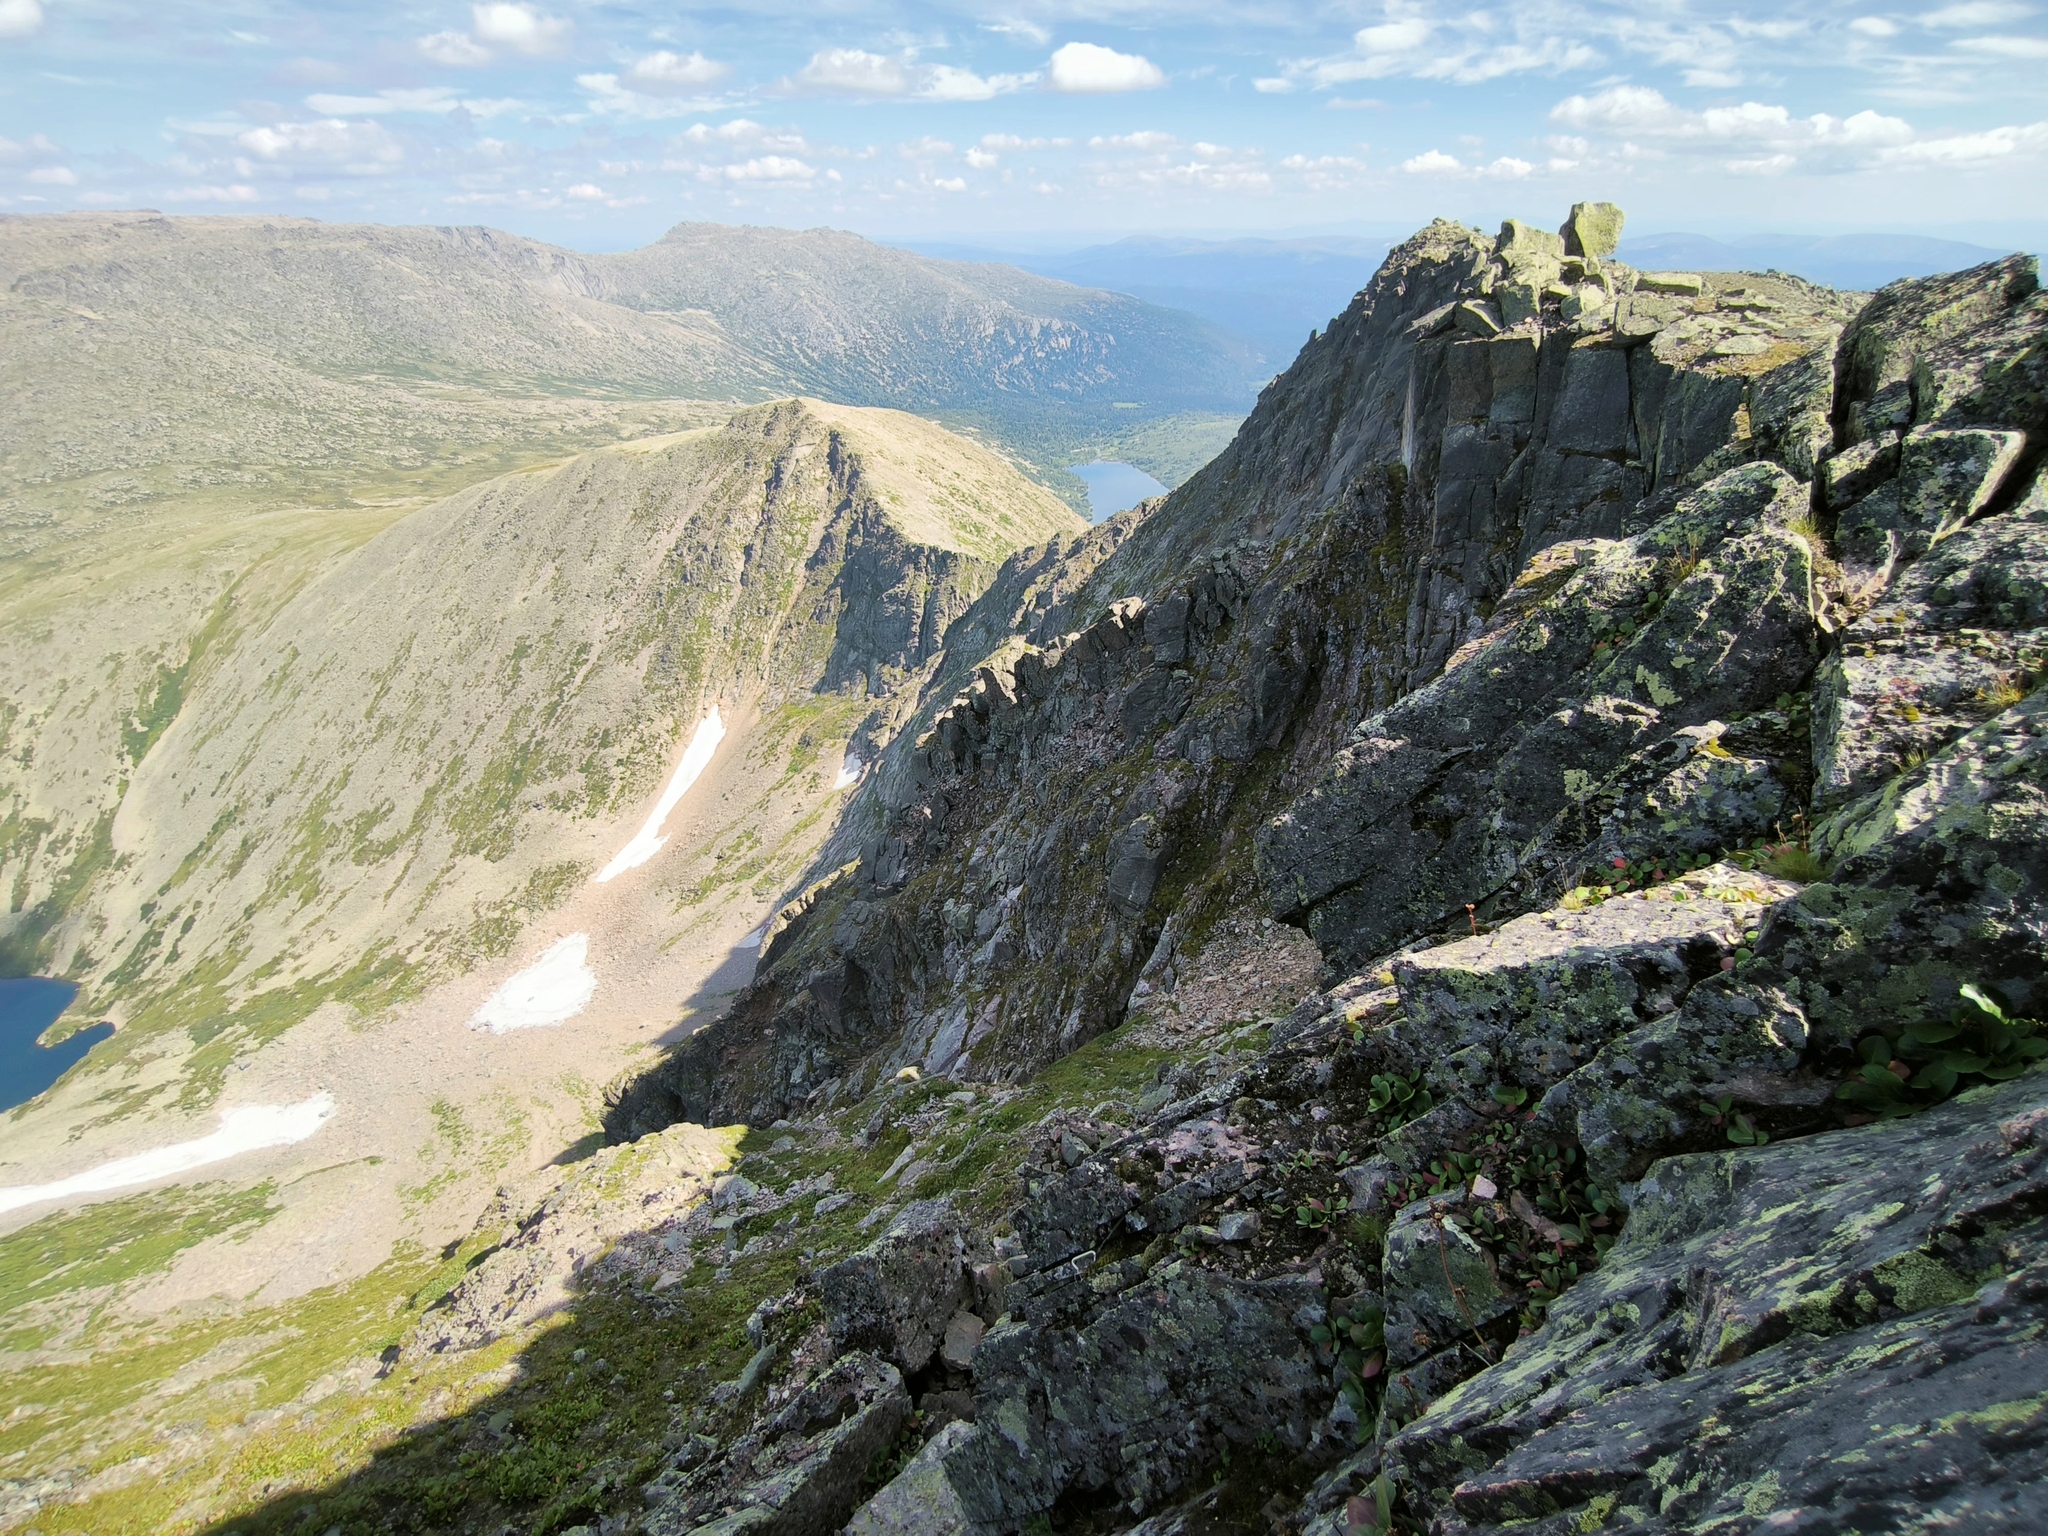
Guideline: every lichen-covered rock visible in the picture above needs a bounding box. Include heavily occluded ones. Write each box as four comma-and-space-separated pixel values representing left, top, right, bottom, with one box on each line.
1441, 1252, 2048, 1533
1795, 687, 2048, 1040
1832, 425, 2025, 565
1381, 1193, 1517, 1366
972, 1267, 1331, 1514
1259, 466, 1817, 972
1814, 463, 2047, 810
1388, 1068, 2048, 1521
820, 1199, 972, 1373
647, 1352, 912, 1536
1391, 865, 1791, 1096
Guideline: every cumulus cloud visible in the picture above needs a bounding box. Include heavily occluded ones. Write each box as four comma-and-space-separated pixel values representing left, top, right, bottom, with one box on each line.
1952, 33, 2048, 53
418, 3, 567, 66
780, 47, 1031, 101
1253, 77, 1294, 93
1398, 148, 1536, 178
26, 165, 75, 184
720, 155, 815, 182
1547, 84, 2044, 173
1400, 148, 1463, 173
1918, 0, 2033, 25
235, 118, 404, 174
472, 3, 569, 55
625, 50, 729, 92
1850, 16, 1902, 35
0, 0, 42, 40
965, 147, 998, 168
418, 30, 491, 66
1048, 42, 1165, 92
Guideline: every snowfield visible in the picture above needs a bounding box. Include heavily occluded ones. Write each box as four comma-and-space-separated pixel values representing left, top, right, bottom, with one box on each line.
595, 708, 726, 883
0, 1092, 336, 1215
471, 933, 598, 1034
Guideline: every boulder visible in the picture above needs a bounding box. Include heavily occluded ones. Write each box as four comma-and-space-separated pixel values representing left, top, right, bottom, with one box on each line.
1381, 1193, 1517, 1366
647, 1353, 912, 1536
1392, 864, 1795, 1095
819, 1199, 971, 1373
1559, 203, 1624, 259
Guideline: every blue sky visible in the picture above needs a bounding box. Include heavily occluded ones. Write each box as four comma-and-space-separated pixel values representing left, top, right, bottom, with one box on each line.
2, 0, 2045, 250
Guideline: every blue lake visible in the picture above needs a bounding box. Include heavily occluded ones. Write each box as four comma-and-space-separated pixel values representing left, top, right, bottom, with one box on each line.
1, 978, 109, 1113
1070, 461, 1168, 524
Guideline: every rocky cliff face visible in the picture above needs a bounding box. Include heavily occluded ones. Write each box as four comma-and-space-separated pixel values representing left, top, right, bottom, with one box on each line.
46, 400, 1081, 1077
568, 208, 2048, 1536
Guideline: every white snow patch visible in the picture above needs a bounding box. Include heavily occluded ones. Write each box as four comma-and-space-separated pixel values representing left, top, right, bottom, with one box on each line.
0, 1093, 336, 1215
833, 755, 865, 790
471, 933, 596, 1034
595, 708, 726, 883
740, 926, 765, 949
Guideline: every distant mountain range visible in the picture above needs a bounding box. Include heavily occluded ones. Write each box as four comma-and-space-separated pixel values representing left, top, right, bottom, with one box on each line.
1615, 231, 2015, 292
907, 235, 1393, 363
906, 229, 2035, 358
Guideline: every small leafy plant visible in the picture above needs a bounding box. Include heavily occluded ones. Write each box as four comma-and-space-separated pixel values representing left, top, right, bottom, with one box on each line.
1311, 1299, 1387, 1426
1366, 1071, 1434, 1125
1837, 983, 2047, 1119
1698, 1094, 1769, 1145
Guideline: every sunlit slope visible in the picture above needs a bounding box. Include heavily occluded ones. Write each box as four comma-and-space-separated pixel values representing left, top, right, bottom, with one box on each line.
54, 400, 1081, 1072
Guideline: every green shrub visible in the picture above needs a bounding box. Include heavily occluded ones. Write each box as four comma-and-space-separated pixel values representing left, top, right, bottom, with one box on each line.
1837, 983, 2047, 1118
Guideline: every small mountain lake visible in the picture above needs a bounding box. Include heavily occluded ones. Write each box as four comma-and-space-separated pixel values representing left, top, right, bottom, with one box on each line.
1, 978, 109, 1112
1070, 461, 1168, 523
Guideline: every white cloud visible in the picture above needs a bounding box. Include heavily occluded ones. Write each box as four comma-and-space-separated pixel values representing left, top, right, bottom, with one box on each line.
722, 155, 815, 181
899, 136, 956, 158
0, 0, 42, 40
1253, 77, 1294, 93
985, 18, 1051, 45
1089, 130, 1176, 150
472, 3, 569, 56
1952, 33, 2048, 52
1305, 7, 1599, 87
303, 88, 516, 118
1850, 16, 1903, 35
781, 47, 1029, 101
418, 30, 491, 66
933, 175, 967, 191
965, 147, 998, 168
26, 165, 75, 184
980, 133, 1066, 150
164, 183, 261, 201
235, 119, 405, 174
1876, 119, 2048, 161
418, 4, 567, 66
1486, 155, 1535, 177
1046, 42, 1166, 93
1545, 85, 2048, 175
1401, 148, 1463, 173
566, 182, 605, 199
627, 50, 729, 93
1919, 1, 2033, 25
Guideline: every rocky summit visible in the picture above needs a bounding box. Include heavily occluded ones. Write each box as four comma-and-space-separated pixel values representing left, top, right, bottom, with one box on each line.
56, 204, 2048, 1536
